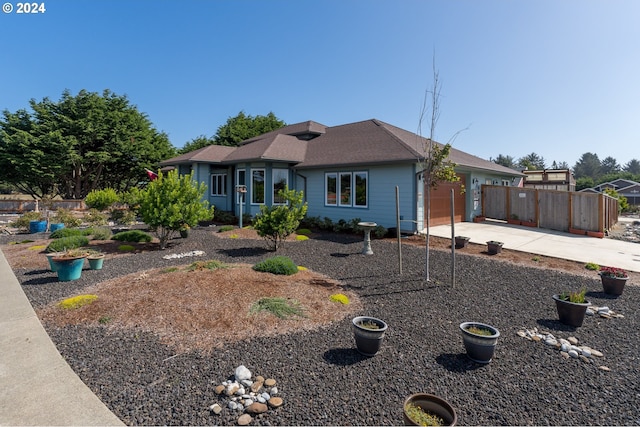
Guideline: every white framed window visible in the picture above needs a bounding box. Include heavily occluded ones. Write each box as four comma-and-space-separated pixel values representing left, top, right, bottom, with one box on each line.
354, 171, 368, 207
211, 174, 227, 196
339, 172, 352, 206
236, 169, 246, 204
501, 179, 510, 186
325, 173, 337, 206
272, 169, 289, 204
251, 168, 265, 204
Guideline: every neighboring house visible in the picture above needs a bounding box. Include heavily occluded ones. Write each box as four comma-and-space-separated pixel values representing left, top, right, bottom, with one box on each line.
160, 119, 523, 232
581, 178, 640, 206
522, 169, 575, 191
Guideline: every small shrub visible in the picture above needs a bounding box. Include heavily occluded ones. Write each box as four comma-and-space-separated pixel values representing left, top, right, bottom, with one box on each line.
58, 294, 98, 310
253, 188, 308, 251
91, 226, 112, 241
84, 208, 109, 226
110, 208, 137, 225
585, 262, 600, 271
112, 230, 152, 243
218, 225, 235, 232
297, 266, 308, 271
229, 234, 238, 239
329, 293, 350, 304
295, 235, 309, 241
98, 316, 112, 324
249, 297, 306, 319
46, 235, 90, 252
253, 256, 298, 275
50, 208, 82, 227
11, 212, 44, 230
28, 245, 47, 251
373, 225, 388, 238
295, 228, 312, 236
85, 188, 120, 211
50, 228, 85, 239
532, 256, 540, 262
186, 260, 227, 271
118, 244, 135, 252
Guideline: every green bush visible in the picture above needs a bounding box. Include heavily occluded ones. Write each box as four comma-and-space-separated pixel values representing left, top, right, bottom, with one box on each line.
12, 212, 44, 230
218, 225, 235, 232
295, 228, 312, 236
50, 228, 85, 239
112, 230, 152, 243
50, 208, 83, 227
46, 235, 90, 252
110, 208, 137, 225
253, 256, 298, 275
91, 226, 112, 240
84, 208, 108, 226
118, 244, 135, 252
253, 188, 308, 251
85, 188, 120, 211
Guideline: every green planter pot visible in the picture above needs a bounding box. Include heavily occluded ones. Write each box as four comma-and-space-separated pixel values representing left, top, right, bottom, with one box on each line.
45, 252, 65, 272
88, 255, 105, 270
52, 257, 86, 282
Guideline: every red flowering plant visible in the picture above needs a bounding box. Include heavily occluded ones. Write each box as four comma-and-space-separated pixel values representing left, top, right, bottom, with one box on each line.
599, 266, 628, 279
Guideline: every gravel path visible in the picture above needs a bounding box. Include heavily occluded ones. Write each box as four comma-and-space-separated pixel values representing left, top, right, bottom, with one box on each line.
9, 228, 640, 426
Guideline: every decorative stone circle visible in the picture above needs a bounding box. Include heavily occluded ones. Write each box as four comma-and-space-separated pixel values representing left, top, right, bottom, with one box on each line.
209, 365, 283, 424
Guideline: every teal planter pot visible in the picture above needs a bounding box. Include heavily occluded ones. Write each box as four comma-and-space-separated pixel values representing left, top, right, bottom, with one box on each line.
49, 223, 65, 232
52, 257, 86, 282
29, 220, 47, 234
45, 252, 65, 272
88, 255, 105, 270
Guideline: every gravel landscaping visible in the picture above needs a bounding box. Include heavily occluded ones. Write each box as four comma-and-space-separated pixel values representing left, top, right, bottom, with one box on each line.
6, 227, 640, 426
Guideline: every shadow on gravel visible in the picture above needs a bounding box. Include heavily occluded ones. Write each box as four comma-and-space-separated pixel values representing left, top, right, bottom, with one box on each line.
322, 348, 367, 366
435, 353, 485, 372
217, 247, 270, 258
23, 268, 51, 276
20, 275, 59, 286
586, 291, 621, 300
330, 252, 353, 258
536, 318, 579, 333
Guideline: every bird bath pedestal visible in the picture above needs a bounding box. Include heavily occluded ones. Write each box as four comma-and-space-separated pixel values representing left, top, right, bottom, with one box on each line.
357, 221, 377, 255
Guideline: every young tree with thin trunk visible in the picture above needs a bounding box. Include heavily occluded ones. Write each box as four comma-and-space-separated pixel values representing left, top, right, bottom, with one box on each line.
417, 60, 464, 281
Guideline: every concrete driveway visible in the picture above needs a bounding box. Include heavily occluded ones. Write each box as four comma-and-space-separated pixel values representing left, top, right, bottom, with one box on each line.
427, 219, 640, 273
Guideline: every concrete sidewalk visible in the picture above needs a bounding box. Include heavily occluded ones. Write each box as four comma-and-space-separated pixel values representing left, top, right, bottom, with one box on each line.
0, 249, 123, 426
428, 220, 640, 273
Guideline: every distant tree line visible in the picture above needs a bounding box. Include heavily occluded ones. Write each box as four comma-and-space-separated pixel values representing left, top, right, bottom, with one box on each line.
492, 152, 640, 190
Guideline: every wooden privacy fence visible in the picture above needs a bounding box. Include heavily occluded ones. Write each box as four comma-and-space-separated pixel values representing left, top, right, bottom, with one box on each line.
0, 199, 86, 213
481, 185, 618, 236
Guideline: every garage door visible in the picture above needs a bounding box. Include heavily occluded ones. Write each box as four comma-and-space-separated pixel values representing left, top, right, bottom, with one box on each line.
425, 173, 466, 226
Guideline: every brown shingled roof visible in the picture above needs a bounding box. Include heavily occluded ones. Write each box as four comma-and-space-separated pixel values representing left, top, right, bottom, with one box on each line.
160, 144, 236, 165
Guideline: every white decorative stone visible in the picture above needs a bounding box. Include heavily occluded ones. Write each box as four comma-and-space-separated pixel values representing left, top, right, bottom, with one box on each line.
257, 396, 266, 403
209, 403, 222, 414
586, 308, 595, 316
591, 349, 604, 357
228, 401, 238, 410
559, 338, 570, 346
581, 348, 592, 358
598, 306, 610, 314
235, 365, 252, 381
598, 365, 611, 371
241, 379, 253, 387
560, 343, 570, 352
270, 386, 278, 395
261, 392, 271, 401
570, 345, 582, 354
517, 330, 526, 338
568, 336, 579, 345
568, 350, 579, 358
236, 386, 245, 396
544, 338, 558, 346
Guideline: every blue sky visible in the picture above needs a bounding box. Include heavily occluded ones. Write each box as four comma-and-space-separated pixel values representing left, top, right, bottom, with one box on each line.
1, 0, 638, 168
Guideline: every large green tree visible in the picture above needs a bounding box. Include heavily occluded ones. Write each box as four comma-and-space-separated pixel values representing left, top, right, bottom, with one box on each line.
573, 152, 602, 179
0, 89, 175, 199
178, 135, 215, 154
517, 152, 546, 170
492, 154, 517, 169
600, 156, 621, 175
213, 111, 286, 146
623, 159, 640, 175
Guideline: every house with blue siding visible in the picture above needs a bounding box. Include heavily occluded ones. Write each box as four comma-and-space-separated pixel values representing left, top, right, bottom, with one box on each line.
159, 119, 523, 232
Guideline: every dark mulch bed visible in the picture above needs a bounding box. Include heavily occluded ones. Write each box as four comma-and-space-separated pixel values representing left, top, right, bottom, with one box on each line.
6, 227, 640, 426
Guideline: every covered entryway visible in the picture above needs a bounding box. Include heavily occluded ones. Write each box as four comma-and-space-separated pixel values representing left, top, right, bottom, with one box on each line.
425, 173, 467, 226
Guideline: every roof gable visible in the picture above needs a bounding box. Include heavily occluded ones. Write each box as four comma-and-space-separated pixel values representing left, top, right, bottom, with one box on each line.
160, 144, 236, 165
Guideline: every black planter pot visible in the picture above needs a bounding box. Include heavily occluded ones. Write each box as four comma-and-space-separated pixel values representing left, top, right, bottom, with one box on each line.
352, 316, 387, 357
553, 294, 591, 327
600, 275, 628, 296
403, 393, 457, 426
454, 236, 470, 249
486, 241, 503, 255
459, 322, 500, 364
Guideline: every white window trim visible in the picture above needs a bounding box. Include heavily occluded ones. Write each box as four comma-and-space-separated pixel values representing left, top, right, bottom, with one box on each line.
325, 173, 337, 206
338, 172, 352, 207
272, 169, 289, 205
236, 169, 246, 204
353, 171, 368, 208
251, 168, 265, 205
210, 174, 227, 196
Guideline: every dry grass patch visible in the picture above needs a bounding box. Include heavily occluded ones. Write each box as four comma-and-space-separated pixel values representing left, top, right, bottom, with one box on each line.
37, 262, 361, 353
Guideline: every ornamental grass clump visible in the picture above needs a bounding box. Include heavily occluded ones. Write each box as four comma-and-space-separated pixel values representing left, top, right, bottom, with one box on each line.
466, 325, 494, 336
253, 256, 298, 275
112, 230, 152, 243
46, 235, 90, 252
250, 297, 306, 319
50, 228, 86, 239
329, 293, 350, 304
90, 226, 112, 240
560, 288, 587, 303
58, 294, 98, 310
404, 402, 444, 427
186, 260, 227, 271
599, 266, 628, 278
218, 225, 234, 232
585, 262, 600, 271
